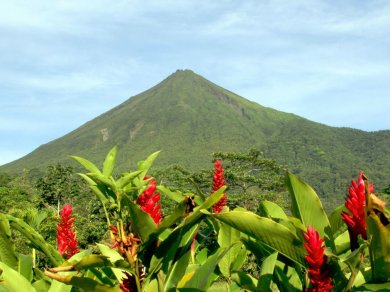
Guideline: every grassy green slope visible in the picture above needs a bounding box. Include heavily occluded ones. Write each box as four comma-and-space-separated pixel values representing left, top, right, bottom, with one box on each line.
1, 70, 296, 171
1, 69, 389, 205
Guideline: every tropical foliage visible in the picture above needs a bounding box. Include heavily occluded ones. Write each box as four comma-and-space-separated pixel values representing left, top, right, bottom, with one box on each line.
0, 147, 389, 291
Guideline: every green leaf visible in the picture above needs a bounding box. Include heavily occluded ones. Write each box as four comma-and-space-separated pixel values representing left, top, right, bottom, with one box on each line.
285, 172, 334, 249
67, 249, 93, 264
341, 241, 367, 273
217, 222, 242, 278
328, 204, 347, 236
164, 249, 192, 291
70, 155, 102, 175
47, 279, 72, 292
0, 262, 36, 292
354, 282, 390, 291
334, 230, 350, 255
257, 252, 278, 291
97, 244, 123, 263
258, 200, 288, 220
366, 205, 390, 282
77, 174, 109, 204
88, 173, 117, 192
6, 214, 63, 266
241, 237, 273, 260
213, 211, 306, 266
18, 254, 33, 282
149, 225, 198, 277
96, 244, 128, 282
274, 263, 302, 292
231, 272, 258, 291
156, 197, 188, 233
148, 189, 225, 276
0, 214, 18, 270
137, 151, 160, 177
157, 185, 185, 203
230, 245, 247, 272
183, 246, 234, 290
124, 197, 157, 242
102, 146, 117, 177
45, 271, 121, 292
184, 186, 226, 226
144, 278, 159, 292
116, 170, 142, 189
195, 248, 208, 265
72, 255, 112, 271
32, 279, 51, 292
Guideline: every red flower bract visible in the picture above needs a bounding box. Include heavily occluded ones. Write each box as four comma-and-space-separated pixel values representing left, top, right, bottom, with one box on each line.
304, 226, 334, 292
211, 160, 227, 213
57, 204, 79, 258
341, 171, 373, 250
137, 177, 162, 224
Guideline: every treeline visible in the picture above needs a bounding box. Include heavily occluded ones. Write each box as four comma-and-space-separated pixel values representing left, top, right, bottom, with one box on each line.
1, 148, 389, 263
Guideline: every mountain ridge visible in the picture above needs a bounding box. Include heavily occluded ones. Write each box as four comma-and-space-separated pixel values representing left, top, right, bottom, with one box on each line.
2, 69, 389, 204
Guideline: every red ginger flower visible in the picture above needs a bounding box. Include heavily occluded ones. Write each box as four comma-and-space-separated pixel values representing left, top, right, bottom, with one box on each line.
137, 177, 162, 224
304, 226, 334, 292
341, 171, 373, 250
57, 204, 79, 258
212, 160, 227, 213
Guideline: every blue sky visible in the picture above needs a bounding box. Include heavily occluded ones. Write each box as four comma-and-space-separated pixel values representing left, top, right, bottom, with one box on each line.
1, 0, 390, 166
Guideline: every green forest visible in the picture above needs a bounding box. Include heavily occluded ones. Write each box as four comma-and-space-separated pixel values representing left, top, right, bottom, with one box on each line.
0, 147, 389, 291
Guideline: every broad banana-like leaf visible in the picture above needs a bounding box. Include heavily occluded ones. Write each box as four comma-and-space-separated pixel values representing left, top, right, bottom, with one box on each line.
143, 278, 159, 292
257, 252, 278, 291
47, 279, 72, 292
274, 263, 302, 292
18, 253, 33, 282
334, 230, 350, 255
87, 173, 117, 193
213, 211, 306, 266
231, 272, 258, 291
70, 155, 102, 175
195, 248, 208, 265
285, 172, 334, 250
366, 193, 390, 282
137, 151, 160, 178
155, 197, 189, 235
217, 221, 242, 278
123, 197, 157, 242
6, 214, 63, 266
116, 170, 142, 189
97, 244, 127, 282
45, 270, 121, 292
0, 261, 36, 292
328, 204, 347, 236
258, 200, 288, 220
77, 173, 110, 204
164, 249, 192, 291
23, 208, 48, 231
230, 245, 247, 272
0, 214, 18, 270
97, 244, 123, 263
149, 224, 198, 277
72, 255, 112, 271
157, 185, 185, 203
32, 279, 51, 292
183, 245, 235, 290
354, 282, 390, 291
102, 146, 117, 177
